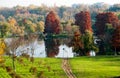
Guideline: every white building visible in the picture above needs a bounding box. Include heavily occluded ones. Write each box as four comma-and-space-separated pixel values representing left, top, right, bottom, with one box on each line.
56, 44, 74, 58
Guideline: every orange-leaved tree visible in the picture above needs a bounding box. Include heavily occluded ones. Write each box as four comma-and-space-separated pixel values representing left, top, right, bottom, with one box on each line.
70, 31, 84, 56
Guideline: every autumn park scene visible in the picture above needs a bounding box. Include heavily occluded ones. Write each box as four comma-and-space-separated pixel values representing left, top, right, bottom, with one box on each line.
0, 0, 120, 78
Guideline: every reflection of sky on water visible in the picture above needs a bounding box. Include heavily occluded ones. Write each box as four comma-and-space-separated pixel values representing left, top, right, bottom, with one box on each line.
33, 41, 46, 57
6, 38, 96, 57
17, 41, 46, 57
14, 40, 74, 58
35, 41, 74, 58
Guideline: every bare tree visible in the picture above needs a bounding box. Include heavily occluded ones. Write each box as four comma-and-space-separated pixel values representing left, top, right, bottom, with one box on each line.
7, 37, 25, 71
26, 34, 38, 64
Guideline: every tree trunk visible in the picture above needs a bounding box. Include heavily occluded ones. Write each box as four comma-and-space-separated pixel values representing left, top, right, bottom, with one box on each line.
86, 51, 90, 56
114, 47, 117, 56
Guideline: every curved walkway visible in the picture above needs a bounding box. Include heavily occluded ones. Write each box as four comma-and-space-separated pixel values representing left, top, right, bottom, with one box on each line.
62, 58, 76, 78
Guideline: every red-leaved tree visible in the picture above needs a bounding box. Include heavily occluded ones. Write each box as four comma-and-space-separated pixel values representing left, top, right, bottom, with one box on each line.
75, 11, 92, 34
95, 12, 119, 36
44, 11, 61, 34
111, 26, 120, 55
95, 12, 119, 54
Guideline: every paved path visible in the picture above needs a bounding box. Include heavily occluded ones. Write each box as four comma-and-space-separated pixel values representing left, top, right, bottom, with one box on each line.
62, 58, 76, 78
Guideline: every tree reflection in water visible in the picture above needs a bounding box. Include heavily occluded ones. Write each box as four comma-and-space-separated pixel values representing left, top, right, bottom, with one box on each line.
44, 38, 72, 57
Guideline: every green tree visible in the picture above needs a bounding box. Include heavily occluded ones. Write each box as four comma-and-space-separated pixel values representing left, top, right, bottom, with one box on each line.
0, 22, 9, 63
118, 14, 120, 20
0, 22, 10, 38
24, 20, 37, 34
83, 30, 98, 55
104, 23, 115, 54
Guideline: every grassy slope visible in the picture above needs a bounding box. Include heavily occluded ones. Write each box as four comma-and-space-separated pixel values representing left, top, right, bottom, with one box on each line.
70, 56, 120, 78
0, 57, 67, 78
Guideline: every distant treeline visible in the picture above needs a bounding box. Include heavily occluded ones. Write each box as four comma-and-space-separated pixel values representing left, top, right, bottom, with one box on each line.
0, 3, 120, 21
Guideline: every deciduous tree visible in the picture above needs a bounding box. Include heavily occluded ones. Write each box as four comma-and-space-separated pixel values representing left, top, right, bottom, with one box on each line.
0, 22, 10, 38
95, 12, 119, 54
83, 30, 98, 55
45, 11, 61, 34
95, 12, 119, 36
104, 23, 115, 52
25, 34, 38, 64
7, 37, 25, 71
71, 31, 84, 55
0, 39, 6, 63
75, 11, 92, 34
23, 19, 37, 34
111, 26, 120, 55
36, 21, 44, 33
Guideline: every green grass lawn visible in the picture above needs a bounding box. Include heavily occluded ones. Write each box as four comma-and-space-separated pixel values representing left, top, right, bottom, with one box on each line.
70, 56, 120, 78
0, 57, 67, 78
1, 56, 120, 78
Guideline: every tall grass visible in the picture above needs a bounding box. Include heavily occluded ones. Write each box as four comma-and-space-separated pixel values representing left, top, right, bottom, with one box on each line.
0, 57, 67, 78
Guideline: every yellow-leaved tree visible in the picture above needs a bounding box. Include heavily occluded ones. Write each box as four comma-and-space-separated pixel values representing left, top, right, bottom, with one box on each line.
0, 39, 6, 63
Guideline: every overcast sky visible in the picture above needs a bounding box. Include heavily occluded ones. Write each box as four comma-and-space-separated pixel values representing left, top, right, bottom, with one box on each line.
0, 0, 120, 7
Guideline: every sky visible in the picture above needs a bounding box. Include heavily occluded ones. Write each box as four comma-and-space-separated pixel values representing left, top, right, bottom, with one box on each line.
0, 0, 120, 7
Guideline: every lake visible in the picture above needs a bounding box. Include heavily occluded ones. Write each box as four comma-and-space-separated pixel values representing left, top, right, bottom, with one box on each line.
5, 38, 74, 58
